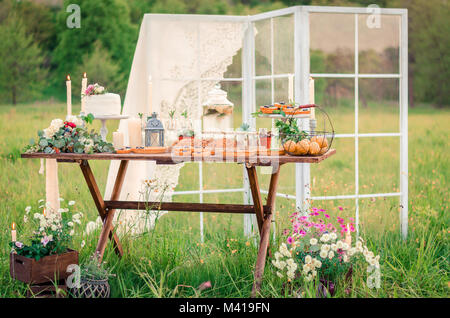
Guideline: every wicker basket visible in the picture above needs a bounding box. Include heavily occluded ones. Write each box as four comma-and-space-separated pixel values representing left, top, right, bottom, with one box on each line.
70, 278, 110, 298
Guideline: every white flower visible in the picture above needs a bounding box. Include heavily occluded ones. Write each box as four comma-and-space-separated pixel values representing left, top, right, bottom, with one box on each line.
356, 241, 363, 249
319, 250, 328, 258
51, 224, 58, 231
336, 241, 344, 249
274, 252, 282, 260
328, 251, 335, 259
311, 270, 317, 277
68, 201, 76, 206
25, 206, 31, 213
310, 238, 318, 245
305, 255, 312, 264
343, 255, 349, 262
287, 271, 295, 280
276, 271, 283, 278
342, 243, 349, 250
34, 213, 43, 220
68, 221, 74, 227
23, 215, 28, 223
320, 233, 330, 242
348, 247, 357, 256
304, 274, 313, 282
313, 259, 322, 268
81, 240, 86, 248
38, 199, 45, 203
330, 232, 337, 240
69, 230, 74, 236
321, 244, 330, 252
331, 243, 337, 251
59, 198, 64, 202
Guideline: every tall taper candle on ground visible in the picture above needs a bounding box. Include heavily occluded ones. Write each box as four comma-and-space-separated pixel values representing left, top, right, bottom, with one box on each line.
81, 72, 87, 113
11, 223, 16, 242
66, 75, 72, 116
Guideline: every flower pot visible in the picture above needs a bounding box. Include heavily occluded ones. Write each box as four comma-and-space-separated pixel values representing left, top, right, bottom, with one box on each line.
71, 278, 110, 298
10, 249, 79, 285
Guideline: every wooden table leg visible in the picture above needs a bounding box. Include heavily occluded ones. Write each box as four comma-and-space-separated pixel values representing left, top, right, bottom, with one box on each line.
79, 160, 127, 260
248, 164, 282, 297
95, 160, 129, 260
245, 164, 264, 234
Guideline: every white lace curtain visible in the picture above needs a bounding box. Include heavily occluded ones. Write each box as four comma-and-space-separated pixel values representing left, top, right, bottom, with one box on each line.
102, 15, 246, 235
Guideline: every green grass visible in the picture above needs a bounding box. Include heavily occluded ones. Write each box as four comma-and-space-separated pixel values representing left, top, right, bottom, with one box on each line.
0, 101, 448, 298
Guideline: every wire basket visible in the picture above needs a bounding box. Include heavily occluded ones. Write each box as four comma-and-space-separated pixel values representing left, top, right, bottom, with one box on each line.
279, 105, 335, 156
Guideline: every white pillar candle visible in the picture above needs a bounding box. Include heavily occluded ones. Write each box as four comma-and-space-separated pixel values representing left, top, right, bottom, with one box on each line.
148, 75, 153, 116
112, 131, 124, 149
309, 77, 315, 119
288, 74, 294, 103
11, 223, 16, 242
66, 75, 72, 117
128, 118, 142, 148
81, 72, 87, 113
45, 158, 60, 215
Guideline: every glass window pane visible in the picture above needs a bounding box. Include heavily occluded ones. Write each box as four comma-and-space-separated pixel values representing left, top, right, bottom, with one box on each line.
359, 137, 400, 195
311, 138, 355, 196
314, 78, 355, 134
359, 78, 399, 133
359, 14, 400, 74
255, 79, 273, 130
310, 13, 355, 74
255, 19, 272, 76
360, 196, 400, 236
273, 14, 294, 75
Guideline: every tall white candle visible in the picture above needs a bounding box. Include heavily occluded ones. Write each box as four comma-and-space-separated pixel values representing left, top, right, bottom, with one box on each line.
66, 75, 72, 116
288, 74, 294, 103
112, 131, 124, 149
11, 223, 16, 242
81, 72, 87, 113
45, 159, 60, 215
309, 77, 315, 119
128, 118, 142, 148
148, 75, 153, 116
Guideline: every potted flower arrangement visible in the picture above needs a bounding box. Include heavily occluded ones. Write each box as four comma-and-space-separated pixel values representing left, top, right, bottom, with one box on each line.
272, 207, 380, 297
70, 253, 114, 298
23, 114, 114, 154
9, 200, 82, 285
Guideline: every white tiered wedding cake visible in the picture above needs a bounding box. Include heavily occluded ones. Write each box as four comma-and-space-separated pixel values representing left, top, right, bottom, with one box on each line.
84, 84, 121, 116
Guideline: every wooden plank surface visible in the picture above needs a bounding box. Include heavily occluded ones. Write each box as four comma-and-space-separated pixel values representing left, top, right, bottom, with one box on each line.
104, 200, 271, 214
21, 149, 336, 165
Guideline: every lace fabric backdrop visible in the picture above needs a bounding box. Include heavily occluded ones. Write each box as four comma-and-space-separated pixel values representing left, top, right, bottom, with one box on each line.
96, 16, 246, 236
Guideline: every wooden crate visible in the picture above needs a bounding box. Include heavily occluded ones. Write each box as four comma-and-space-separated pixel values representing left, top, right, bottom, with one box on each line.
10, 249, 79, 285
27, 279, 68, 298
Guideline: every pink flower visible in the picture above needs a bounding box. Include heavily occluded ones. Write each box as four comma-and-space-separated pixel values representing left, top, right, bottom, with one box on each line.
198, 281, 212, 291
338, 206, 344, 211
287, 236, 294, 244
324, 214, 330, 219
15, 241, 23, 248
41, 235, 51, 247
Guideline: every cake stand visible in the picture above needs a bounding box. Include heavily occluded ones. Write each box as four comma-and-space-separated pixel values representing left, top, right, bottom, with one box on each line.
94, 115, 130, 142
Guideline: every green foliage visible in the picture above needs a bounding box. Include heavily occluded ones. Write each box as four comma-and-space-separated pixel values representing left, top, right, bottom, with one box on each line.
0, 13, 46, 105
52, 0, 137, 95
80, 254, 115, 280
275, 119, 308, 142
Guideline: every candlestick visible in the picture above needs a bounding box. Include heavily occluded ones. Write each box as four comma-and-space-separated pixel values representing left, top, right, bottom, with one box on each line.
66, 75, 72, 117
11, 223, 16, 242
112, 131, 124, 149
81, 72, 87, 114
148, 75, 153, 115
128, 118, 142, 148
46, 159, 60, 215
309, 77, 315, 119
288, 74, 294, 103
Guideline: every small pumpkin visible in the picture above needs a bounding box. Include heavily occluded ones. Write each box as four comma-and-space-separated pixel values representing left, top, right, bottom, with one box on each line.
295, 139, 310, 155
311, 136, 328, 148
319, 146, 328, 155
283, 140, 297, 153
309, 141, 320, 155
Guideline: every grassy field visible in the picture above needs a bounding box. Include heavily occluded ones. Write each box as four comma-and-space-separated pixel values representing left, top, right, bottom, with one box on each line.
0, 101, 448, 298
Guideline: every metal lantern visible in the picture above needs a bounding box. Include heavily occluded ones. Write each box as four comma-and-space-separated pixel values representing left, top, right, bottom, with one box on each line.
145, 112, 164, 147
202, 84, 234, 131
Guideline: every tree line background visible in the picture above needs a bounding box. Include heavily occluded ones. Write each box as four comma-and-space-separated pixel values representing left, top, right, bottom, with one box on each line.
0, 0, 448, 107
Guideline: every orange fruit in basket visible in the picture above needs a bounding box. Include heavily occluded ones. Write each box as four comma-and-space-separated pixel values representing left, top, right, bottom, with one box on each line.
283, 140, 297, 153
311, 136, 329, 148
309, 141, 320, 155
319, 147, 328, 155
295, 139, 310, 155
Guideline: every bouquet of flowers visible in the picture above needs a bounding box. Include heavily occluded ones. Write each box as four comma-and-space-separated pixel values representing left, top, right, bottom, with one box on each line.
10, 199, 82, 261
82, 83, 107, 97
24, 114, 114, 154
272, 207, 380, 293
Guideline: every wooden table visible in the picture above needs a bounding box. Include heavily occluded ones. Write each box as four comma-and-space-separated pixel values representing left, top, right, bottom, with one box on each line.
21, 149, 335, 296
